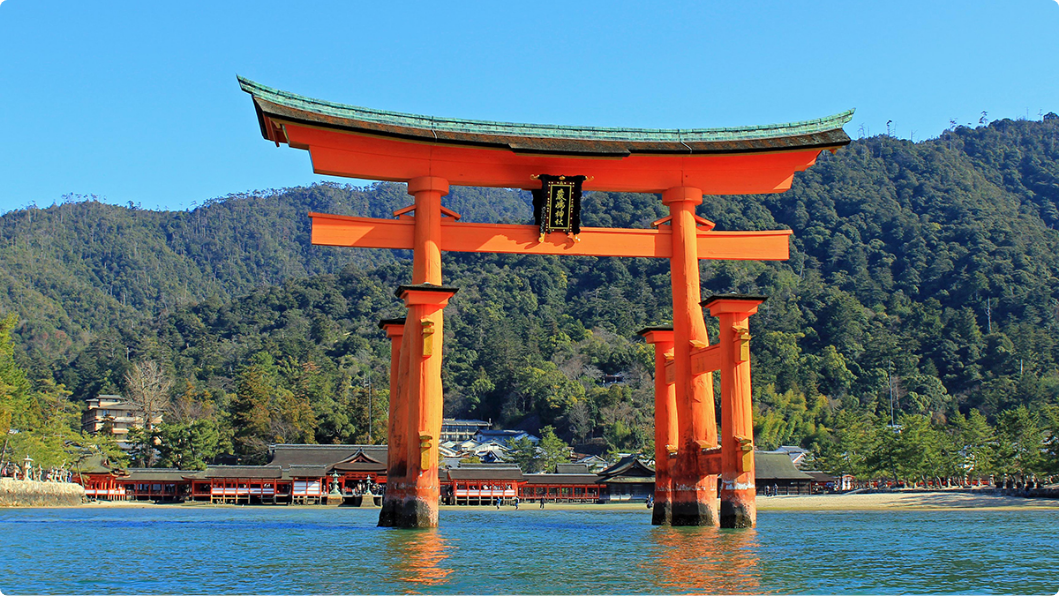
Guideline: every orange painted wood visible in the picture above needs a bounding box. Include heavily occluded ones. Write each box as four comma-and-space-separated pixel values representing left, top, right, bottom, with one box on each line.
309, 213, 791, 260
663, 186, 719, 526
706, 298, 764, 528
642, 329, 677, 514
283, 123, 821, 195
664, 343, 723, 380
409, 176, 447, 285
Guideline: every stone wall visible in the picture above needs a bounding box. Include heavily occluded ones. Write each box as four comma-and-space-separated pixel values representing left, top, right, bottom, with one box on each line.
0, 478, 86, 507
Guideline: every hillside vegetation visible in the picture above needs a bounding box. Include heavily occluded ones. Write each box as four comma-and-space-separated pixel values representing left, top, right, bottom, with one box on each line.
2, 114, 1058, 479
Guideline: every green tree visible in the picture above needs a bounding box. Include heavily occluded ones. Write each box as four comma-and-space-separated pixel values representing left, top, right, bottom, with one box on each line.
506, 436, 539, 473
538, 426, 571, 473
231, 355, 276, 463
505, 427, 571, 473
814, 408, 879, 477
994, 406, 1044, 478
954, 409, 995, 479
156, 420, 220, 470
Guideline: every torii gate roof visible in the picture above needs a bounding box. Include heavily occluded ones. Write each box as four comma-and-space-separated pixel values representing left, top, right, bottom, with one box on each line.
239, 76, 852, 194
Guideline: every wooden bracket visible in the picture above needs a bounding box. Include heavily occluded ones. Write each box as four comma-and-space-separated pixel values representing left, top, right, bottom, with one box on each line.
736, 435, 754, 472
419, 433, 433, 470
421, 320, 435, 356
392, 205, 462, 220
735, 328, 751, 362
650, 214, 714, 230
693, 215, 716, 230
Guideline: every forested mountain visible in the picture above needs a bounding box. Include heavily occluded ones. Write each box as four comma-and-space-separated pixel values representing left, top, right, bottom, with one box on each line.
0, 183, 530, 368
3, 114, 1059, 479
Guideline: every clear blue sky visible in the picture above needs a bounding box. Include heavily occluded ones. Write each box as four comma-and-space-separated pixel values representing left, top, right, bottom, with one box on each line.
1, 1, 1057, 214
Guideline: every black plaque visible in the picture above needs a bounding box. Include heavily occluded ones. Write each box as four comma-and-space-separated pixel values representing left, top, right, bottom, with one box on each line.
532, 175, 585, 239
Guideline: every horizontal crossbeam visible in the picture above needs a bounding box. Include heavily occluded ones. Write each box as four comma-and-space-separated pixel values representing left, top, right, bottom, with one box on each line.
310, 213, 791, 260
664, 344, 722, 383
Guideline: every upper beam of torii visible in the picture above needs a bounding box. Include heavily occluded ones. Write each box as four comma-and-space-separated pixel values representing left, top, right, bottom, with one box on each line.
239, 76, 852, 530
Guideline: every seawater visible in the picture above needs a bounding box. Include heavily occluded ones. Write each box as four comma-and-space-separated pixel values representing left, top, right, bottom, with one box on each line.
1, 506, 1057, 594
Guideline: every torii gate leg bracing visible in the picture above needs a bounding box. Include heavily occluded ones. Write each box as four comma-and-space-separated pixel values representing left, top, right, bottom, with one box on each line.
639, 327, 676, 525
705, 296, 766, 528
378, 177, 457, 529
663, 187, 719, 527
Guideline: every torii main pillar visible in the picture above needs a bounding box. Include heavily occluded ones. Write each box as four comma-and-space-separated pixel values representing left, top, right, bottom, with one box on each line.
663, 186, 720, 526
377, 177, 457, 529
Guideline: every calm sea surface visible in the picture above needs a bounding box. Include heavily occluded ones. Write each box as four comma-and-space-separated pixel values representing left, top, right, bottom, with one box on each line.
1, 506, 1056, 595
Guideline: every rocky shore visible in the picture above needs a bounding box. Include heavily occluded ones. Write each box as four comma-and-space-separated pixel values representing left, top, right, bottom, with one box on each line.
0, 478, 85, 507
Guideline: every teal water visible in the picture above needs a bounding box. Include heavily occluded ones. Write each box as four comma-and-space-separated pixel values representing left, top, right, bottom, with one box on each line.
1, 507, 1056, 594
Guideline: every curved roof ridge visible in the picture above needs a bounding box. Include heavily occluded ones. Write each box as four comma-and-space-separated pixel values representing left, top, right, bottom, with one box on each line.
238, 76, 853, 144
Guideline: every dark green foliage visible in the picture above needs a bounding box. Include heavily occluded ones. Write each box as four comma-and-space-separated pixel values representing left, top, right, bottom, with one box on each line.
3, 115, 1059, 473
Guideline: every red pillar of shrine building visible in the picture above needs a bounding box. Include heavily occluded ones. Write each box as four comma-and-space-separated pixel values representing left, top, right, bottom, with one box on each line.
704, 294, 767, 528
639, 327, 676, 526
663, 186, 719, 527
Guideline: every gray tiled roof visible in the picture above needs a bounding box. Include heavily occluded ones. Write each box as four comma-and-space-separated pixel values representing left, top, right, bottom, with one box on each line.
267, 444, 388, 468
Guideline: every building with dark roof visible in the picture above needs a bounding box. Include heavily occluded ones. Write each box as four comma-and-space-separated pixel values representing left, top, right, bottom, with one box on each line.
754, 452, 815, 495
598, 456, 657, 501
440, 419, 492, 443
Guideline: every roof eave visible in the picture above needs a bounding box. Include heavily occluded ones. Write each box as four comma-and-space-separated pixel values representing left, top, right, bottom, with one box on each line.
239, 76, 853, 158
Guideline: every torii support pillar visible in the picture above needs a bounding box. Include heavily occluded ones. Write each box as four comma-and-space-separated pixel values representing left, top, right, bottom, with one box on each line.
639, 327, 676, 525
663, 186, 719, 527
379, 317, 405, 484
704, 294, 766, 528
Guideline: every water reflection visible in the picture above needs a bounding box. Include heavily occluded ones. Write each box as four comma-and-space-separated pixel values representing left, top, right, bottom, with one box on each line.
647, 525, 763, 594
383, 528, 453, 592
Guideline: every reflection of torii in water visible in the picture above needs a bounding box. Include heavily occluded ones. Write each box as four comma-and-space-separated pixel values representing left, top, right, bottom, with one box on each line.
239, 76, 852, 529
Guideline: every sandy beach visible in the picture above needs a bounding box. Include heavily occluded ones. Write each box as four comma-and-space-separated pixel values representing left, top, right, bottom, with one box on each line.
756, 490, 1059, 511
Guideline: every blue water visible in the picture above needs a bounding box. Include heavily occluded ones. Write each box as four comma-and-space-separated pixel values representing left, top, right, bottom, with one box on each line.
1, 506, 1057, 594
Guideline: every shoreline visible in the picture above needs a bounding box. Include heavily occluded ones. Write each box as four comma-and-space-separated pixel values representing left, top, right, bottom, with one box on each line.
6, 491, 1058, 512
756, 491, 1059, 511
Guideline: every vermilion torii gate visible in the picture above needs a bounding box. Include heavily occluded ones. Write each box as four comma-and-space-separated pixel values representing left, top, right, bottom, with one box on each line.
239, 77, 851, 529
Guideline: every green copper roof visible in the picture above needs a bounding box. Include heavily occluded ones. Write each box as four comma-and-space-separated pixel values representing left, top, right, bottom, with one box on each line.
239, 76, 853, 156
